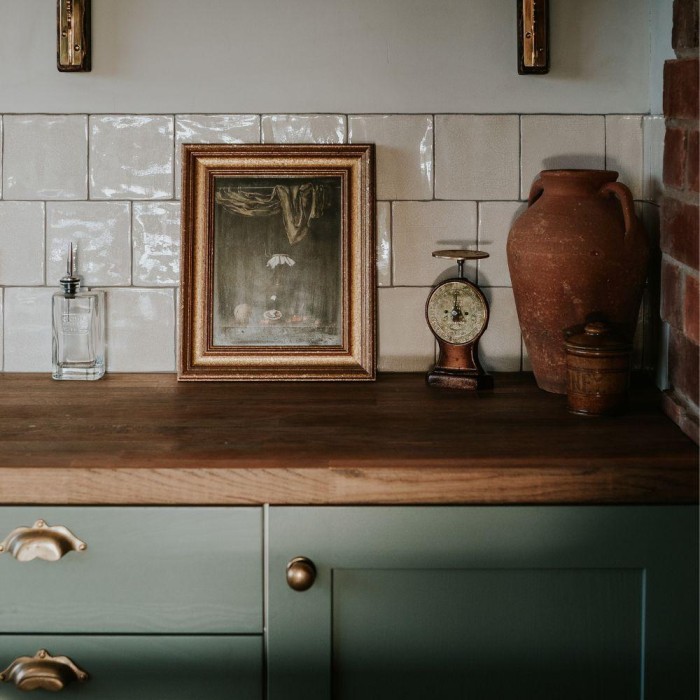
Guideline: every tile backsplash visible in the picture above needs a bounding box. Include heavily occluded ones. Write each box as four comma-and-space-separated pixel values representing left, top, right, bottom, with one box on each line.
0, 113, 664, 374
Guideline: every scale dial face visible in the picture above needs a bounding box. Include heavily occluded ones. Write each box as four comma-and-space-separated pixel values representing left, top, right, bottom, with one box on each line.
426, 280, 488, 345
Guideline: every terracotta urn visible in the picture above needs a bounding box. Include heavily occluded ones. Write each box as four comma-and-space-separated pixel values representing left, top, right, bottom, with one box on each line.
507, 170, 649, 394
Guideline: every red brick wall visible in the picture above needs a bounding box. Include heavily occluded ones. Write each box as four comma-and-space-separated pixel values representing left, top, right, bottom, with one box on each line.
661, 0, 699, 442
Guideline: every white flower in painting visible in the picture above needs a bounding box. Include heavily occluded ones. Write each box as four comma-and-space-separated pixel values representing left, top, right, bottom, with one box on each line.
266, 254, 295, 269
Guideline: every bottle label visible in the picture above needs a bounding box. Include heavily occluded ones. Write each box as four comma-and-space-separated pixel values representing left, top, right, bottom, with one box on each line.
62, 312, 90, 335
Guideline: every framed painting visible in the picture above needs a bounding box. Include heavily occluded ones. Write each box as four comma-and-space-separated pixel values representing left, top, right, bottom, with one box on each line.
179, 144, 375, 381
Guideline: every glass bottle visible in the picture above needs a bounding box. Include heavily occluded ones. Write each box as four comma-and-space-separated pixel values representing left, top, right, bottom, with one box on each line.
52, 243, 105, 380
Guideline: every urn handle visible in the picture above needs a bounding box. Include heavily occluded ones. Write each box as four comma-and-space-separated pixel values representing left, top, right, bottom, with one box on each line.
527, 177, 545, 207
599, 182, 636, 239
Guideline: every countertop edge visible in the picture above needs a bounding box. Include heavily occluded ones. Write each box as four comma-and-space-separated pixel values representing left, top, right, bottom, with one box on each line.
0, 464, 696, 506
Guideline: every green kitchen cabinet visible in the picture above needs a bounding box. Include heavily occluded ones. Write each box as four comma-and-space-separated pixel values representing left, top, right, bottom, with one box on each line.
267, 506, 699, 700
0, 636, 261, 698
0, 507, 265, 698
0, 507, 262, 634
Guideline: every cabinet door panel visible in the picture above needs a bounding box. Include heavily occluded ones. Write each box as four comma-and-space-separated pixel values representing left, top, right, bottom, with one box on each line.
0, 507, 262, 633
0, 636, 261, 699
333, 568, 642, 698
267, 506, 698, 700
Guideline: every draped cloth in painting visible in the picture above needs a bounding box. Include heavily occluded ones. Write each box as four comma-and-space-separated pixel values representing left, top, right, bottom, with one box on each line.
215, 183, 330, 245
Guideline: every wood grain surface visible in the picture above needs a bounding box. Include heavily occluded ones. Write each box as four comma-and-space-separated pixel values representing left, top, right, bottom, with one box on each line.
0, 373, 696, 505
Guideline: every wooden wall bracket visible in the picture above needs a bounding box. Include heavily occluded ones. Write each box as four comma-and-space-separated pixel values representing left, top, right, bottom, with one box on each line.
518, 0, 549, 75
57, 0, 91, 72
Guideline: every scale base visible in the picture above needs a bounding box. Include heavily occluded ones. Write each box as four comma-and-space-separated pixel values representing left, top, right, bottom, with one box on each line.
426, 367, 493, 391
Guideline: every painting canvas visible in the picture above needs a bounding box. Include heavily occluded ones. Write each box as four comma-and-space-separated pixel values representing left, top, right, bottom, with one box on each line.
212, 176, 343, 347
179, 144, 375, 381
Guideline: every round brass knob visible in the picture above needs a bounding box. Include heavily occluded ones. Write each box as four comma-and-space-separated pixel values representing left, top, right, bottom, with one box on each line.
286, 556, 317, 592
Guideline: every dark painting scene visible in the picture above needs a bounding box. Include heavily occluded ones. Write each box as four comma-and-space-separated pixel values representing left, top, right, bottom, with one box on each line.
212, 176, 343, 347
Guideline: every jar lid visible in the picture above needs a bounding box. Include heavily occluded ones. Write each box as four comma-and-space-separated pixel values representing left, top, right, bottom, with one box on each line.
564, 321, 631, 352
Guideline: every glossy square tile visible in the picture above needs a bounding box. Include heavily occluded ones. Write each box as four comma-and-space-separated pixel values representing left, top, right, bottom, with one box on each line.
655, 320, 671, 391
47, 202, 131, 286
638, 202, 661, 373
0, 117, 3, 199
104, 288, 176, 371
435, 115, 519, 200
261, 115, 346, 144
643, 116, 665, 203
0, 289, 4, 371
3, 115, 88, 200
3, 287, 54, 372
392, 201, 477, 286
477, 201, 526, 287
376, 202, 392, 287
605, 115, 643, 200
640, 285, 659, 371
348, 115, 433, 200
0, 202, 46, 285
631, 301, 645, 370
175, 114, 260, 197
133, 202, 181, 286
90, 116, 174, 200
522, 337, 532, 371
480, 287, 522, 372
378, 287, 436, 372
639, 200, 661, 250
520, 115, 605, 199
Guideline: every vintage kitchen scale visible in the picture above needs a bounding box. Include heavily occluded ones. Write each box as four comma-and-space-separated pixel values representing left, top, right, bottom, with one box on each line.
425, 249, 493, 390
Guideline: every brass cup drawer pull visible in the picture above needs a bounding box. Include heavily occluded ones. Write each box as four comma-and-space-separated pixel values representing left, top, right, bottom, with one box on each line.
0, 649, 88, 691
286, 556, 317, 592
0, 520, 87, 562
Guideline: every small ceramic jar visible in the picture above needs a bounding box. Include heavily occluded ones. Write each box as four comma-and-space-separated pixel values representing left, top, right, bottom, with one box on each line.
564, 321, 632, 416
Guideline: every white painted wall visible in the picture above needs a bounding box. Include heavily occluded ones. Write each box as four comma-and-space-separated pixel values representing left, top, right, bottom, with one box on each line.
0, 0, 672, 373
3, 0, 651, 114
649, 0, 675, 114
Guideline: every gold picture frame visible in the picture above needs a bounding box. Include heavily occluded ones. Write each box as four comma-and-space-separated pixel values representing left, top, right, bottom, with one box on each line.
179, 144, 375, 381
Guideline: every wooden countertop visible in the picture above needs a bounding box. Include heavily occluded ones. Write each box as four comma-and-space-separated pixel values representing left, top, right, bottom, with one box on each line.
0, 373, 696, 505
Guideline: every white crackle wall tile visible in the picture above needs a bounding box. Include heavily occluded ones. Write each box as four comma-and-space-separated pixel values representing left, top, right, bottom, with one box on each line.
90, 115, 174, 200
477, 201, 526, 288
46, 202, 132, 287
175, 114, 260, 197
261, 114, 346, 144
522, 337, 532, 371
378, 287, 436, 372
104, 288, 176, 372
392, 201, 477, 286
3, 287, 55, 372
520, 115, 605, 199
0, 202, 45, 285
348, 115, 433, 200
606, 115, 644, 200
0, 289, 4, 370
480, 287, 522, 372
435, 115, 519, 200
643, 115, 665, 203
3, 115, 87, 200
639, 201, 662, 372
133, 202, 181, 286
376, 202, 392, 287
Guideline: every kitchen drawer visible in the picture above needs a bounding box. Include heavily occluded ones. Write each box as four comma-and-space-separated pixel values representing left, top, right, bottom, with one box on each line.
0, 508, 262, 633
0, 635, 261, 698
